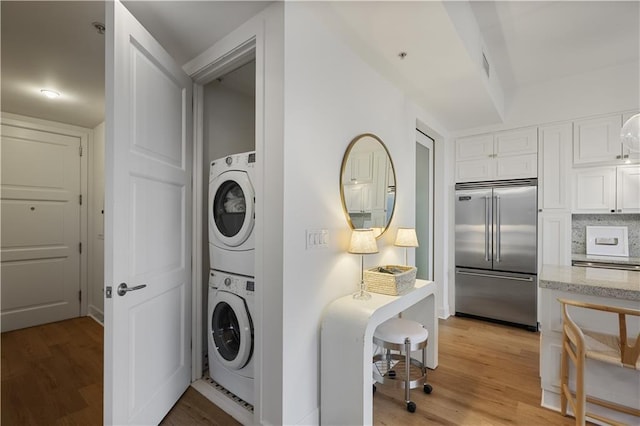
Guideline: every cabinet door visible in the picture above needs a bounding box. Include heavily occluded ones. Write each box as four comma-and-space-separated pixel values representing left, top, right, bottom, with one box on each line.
495, 154, 537, 180
538, 212, 571, 271
494, 127, 538, 157
349, 152, 373, 183
573, 167, 616, 212
616, 165, 640, 213
344, 185, 364, 213
370, 151, 387, 210
622, 112, 640, 162
455, 158, 495, 182
573, 115, 622, 165
455, 134, 494, 161
538, 123, 572, 210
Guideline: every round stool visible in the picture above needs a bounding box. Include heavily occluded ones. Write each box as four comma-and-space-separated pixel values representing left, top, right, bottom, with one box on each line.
372, 317, 433, 413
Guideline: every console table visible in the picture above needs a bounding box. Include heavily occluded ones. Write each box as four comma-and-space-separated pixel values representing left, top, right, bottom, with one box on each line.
320, 279, 438, 425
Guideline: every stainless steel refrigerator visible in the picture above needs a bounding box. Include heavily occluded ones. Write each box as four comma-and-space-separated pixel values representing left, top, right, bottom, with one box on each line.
455, 179, 538, 330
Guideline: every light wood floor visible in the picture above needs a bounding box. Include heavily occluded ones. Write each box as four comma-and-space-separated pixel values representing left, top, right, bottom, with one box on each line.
2, 316, 581, 425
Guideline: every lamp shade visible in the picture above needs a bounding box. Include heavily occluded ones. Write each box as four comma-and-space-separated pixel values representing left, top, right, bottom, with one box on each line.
394, 227, 419, 247
348, 229, 378, 254
621, 113, 640, 153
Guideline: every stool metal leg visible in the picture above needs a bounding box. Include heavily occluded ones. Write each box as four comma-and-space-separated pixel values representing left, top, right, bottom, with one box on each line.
404, 337, 411, 403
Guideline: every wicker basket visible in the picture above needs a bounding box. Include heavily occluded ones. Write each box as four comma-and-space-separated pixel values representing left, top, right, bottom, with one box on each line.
364, 265, 417, 296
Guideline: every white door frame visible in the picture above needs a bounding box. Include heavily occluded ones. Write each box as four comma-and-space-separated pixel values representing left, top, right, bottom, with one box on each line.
0, 112, 90, 319
415, 130, 434, 280
184, 16, 263, 414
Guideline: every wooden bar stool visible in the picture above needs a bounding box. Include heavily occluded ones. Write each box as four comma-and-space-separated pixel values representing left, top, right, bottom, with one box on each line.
558, 298, 640, 425
372, 317, 433, 413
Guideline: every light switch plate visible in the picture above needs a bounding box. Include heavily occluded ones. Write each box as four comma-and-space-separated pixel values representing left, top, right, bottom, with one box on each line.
306, 229, 328, 249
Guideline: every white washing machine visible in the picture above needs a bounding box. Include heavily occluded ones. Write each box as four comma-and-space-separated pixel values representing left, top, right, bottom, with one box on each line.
209, 151, 256, 277
208, 269, 255, 405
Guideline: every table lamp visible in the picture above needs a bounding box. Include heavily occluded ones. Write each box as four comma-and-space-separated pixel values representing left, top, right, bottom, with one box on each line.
348, 229, 378, 300
394, 227, 419, 265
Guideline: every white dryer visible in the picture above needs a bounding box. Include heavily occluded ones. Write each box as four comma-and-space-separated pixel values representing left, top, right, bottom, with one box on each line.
208, 270, 255, 405
209, 151, 256, 277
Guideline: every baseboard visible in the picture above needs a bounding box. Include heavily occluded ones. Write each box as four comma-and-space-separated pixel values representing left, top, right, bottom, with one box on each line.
87, 305, 104, 324
191, 378, 254, 425
438, 304, 450, 319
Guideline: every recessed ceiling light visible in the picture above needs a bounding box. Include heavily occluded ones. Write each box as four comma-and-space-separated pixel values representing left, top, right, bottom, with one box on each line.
40, 89, 60, 99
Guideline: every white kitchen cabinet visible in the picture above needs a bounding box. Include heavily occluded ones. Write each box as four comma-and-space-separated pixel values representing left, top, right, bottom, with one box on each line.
344, 151, 373, 183
538, 123, 572, 210
573, 112, 640, 166
616, 165, 640, 213
573, 165, 640, 213
573, 167, 616, 212
343, 184, 371, 213
537, 212, 571, 271
455, 127, 538, 182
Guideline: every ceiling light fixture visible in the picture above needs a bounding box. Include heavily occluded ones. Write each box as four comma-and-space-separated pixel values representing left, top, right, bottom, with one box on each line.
40, 89, 60, 99
398, 52, 408, 59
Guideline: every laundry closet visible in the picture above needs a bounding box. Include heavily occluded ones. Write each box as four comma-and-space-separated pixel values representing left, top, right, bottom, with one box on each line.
201, 58, 258, 407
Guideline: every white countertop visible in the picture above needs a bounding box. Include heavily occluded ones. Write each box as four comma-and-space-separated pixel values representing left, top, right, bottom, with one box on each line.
539, 264, 640, 301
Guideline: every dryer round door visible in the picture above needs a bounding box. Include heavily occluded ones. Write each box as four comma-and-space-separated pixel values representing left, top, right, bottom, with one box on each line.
209, 170, 255, 248
210, 290, 253, 370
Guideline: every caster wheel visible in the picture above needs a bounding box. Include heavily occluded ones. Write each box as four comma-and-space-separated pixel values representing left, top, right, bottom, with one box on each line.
424, 384, 433, 394
407, 401, 416, 413
373, 384, 377, 394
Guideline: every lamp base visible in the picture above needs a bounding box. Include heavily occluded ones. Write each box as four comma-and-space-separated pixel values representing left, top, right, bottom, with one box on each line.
352, 279, 371, 300
352, 290, 371, 300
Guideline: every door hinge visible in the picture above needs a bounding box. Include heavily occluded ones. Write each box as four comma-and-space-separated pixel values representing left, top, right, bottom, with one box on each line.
79, 194, 83, 205
79, 145, 83, 156
78, 290, 82, 302
79, 242, 82, 254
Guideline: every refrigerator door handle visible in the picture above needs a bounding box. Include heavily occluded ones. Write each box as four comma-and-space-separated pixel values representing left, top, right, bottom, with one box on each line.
456, 270, 534, 282
484, 196, 490, 261
495, 195, 501, 263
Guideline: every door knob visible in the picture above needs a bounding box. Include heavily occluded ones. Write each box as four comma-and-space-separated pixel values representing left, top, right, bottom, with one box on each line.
117, 282, 147, 296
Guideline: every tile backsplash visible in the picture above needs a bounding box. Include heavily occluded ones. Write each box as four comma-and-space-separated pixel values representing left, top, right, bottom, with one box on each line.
572, 214, 640, 257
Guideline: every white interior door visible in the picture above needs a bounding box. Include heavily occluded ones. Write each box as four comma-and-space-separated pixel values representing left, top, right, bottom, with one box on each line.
104, 1, 193, 424
0, 122, 81, 331
416, 130, 434, 280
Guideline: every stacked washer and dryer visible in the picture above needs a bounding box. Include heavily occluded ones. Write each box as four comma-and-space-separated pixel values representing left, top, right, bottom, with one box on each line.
207, 151, 256, 405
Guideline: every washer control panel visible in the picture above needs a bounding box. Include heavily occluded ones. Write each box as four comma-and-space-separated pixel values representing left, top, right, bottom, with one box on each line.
209, 270, 254, 299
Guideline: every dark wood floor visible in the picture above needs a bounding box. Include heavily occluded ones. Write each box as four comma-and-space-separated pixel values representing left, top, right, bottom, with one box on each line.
2, 315, 580, 425
0, 317, 237, 425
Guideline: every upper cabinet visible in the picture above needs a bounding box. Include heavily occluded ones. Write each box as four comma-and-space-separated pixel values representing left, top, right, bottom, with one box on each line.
455, 127, 538, 182
538, 123, 572, 211
573, 165, 640, 213
573, 112, 640, 166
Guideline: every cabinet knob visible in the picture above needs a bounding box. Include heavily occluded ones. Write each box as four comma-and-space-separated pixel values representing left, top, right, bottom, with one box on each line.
611, 209, 616, 213
623, 154, 629, 159
617, 209, 622, 213
538, 209, 543, 212
616, 155, 622, 159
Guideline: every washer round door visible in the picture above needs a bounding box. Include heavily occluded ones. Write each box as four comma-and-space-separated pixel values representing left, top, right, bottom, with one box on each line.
209, 170, 255, 248
211, 290, 253, 370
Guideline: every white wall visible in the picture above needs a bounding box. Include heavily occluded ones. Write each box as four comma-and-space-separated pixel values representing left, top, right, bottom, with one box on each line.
281, 3, 449, 424
203, 77, 255, 161
89, 121, 105, 322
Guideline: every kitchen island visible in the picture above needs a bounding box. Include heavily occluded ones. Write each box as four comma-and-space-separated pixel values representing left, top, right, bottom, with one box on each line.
539, 265, 640, 424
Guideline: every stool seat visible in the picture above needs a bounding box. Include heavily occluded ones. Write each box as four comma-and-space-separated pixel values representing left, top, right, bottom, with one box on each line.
374, 318, 428, 345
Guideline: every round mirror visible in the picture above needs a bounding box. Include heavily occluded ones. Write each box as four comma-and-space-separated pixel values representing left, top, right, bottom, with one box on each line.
340, 133, 396, 236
